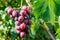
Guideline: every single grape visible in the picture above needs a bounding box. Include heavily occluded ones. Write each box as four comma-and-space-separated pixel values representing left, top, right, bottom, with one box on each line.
27, 11, 30, 15
20, 23, 26, 30
26, 25, 30, 29
8, 7, 13, 15
21, 6, 31, 12
20, 32, 26, 38
15, 21, 20, 26
18, 16, 24, 23
24, 14, 29, 19
24, 20, 28, 24
20, 10, 27, 16
12, 10, 17, 18
25, 29, 30, 34
26, 6, 31, 11
24, 25, 30, 34
28, 20, 32, 25
16, 10, 20, 17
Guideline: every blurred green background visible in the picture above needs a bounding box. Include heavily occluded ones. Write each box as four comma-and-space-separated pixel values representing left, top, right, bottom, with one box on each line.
0, 0, 60, 40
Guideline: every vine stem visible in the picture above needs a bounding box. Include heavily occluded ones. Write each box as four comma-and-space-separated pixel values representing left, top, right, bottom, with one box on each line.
46, 21, 59, 24
40, 19, 55, 40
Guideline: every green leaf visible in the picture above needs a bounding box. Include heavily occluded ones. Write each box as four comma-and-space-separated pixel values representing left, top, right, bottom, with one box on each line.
56, 27, 60, 39
48, 0, 56, 25
30, 18, 40, 38
58, 16, 60, 26
40, 1, 48, 16
11, 32, 17, 40
55, 0, 60, 4
32, 0, 45, 19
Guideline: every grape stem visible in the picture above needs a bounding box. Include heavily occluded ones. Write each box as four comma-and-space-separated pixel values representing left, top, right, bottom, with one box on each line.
25, 0, 32, 9
13, 0, 23, 10
40, 19, 55, 40
21, 0, 23, 8
21, 38, 24, 40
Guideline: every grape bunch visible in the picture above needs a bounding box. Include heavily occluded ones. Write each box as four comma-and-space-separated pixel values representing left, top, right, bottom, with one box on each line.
6, 6, 32, 38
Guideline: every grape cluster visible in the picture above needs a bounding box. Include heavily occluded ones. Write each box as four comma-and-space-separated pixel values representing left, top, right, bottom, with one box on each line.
6, 6, 32, 38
